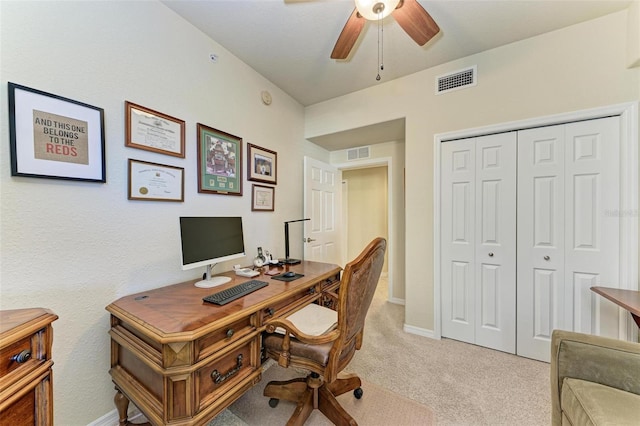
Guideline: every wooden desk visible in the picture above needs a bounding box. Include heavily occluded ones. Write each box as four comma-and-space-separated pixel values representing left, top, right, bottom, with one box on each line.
106, 261, 341, 426
590, 286, 640, 329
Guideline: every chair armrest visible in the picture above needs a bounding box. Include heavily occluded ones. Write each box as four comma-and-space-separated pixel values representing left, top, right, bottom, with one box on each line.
265, 318, 340, 345
550, 330, 640, 426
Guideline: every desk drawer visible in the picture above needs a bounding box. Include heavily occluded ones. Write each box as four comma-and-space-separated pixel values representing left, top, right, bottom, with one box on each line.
196, 340, 255, 409
262, 287, 319, 322
0, 331, 47, 392
196, 316, 255, 362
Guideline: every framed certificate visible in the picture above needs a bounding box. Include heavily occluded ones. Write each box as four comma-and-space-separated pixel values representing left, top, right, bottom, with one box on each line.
8, 82, 106, 182
251, 184, 274, 211
128, 159, 184, 202
197, 123, 242, 196
125, 101, 185, 158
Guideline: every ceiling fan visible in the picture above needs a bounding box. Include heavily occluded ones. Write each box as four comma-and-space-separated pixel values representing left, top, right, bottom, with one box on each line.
331, 0, 440, 60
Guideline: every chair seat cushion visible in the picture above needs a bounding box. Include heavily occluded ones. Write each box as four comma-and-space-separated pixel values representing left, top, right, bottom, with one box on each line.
276, 303, 338, 336
263, 333, 334, 365
561, 378, 640, 425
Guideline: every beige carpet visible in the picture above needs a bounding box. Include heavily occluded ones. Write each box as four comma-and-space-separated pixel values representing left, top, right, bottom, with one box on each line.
213, 363, 434, 426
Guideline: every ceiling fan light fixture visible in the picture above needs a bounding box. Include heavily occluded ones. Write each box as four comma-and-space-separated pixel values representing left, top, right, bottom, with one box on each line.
354, 0, 400, 21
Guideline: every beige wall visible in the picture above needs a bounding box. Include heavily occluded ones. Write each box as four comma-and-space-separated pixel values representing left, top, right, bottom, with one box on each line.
307, 9, 640, 333
343, 166, 389, 271
0, 1, 308, 423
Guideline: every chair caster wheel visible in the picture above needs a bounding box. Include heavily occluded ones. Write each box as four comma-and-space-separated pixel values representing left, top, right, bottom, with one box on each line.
354, 387, 363, 399
269, 398, 279, 408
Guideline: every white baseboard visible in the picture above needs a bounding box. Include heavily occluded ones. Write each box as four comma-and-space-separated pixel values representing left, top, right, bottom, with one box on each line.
88, 407, 144, 426
388, 297, 405, 305
403, 323, 439, 340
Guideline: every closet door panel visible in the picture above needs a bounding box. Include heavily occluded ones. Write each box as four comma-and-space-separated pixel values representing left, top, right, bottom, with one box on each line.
474, 133, 516, 353
441, 139, 476, 343
564, 117, 620, 336
517, 125, 565, 362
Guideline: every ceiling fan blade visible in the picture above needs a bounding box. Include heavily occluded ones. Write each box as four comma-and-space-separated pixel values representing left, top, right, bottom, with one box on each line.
393, 0, 440, 46
331, 9, 365, 59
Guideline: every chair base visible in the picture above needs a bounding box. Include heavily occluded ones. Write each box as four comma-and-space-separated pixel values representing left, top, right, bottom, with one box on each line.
264, 372, 361, 426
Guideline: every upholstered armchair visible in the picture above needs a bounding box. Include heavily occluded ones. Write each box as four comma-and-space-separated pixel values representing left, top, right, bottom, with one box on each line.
262, 237, 387, 426
550, 329, 640, 425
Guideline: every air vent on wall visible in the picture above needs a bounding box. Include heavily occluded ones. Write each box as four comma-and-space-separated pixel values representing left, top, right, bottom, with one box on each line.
436, 65, 477, 94
347, 145, 370, 161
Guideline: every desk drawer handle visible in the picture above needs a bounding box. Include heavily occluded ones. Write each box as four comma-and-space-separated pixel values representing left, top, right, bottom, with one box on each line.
11, 350, 31, 364
226, 329, 234, 339
308, 287, 316, 295
211, 354, 243, 385
265, 308, 274, 316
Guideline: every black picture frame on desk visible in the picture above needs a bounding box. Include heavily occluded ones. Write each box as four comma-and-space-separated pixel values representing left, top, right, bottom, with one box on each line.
8, 82, 106, 182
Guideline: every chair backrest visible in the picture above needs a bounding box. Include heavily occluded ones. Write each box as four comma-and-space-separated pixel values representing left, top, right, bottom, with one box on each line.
325, 237, 386, 380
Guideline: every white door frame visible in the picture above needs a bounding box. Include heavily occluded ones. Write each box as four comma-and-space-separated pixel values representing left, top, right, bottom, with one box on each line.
333, 157, 396, 303
433, 102, 639, 342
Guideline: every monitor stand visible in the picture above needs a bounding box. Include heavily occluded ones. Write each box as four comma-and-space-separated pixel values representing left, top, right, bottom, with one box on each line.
195, 264, 231, 288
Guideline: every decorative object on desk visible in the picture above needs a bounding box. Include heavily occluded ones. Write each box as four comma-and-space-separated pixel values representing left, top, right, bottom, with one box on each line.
197, 123, 242, 195
8, 82, 106, 182
125, 101, 185, 158
253, 247, 266, 267
247, 143, 277, 184
251, 184, 275, 211
281, 218, 310, 265
128, 159, 184, 202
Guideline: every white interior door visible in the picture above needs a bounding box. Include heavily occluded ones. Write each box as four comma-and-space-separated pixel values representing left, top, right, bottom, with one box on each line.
441, 133, 517, 352
517, 125, 566, 361
517, 117, 620, 361
474, 132, 517, 353
303, 157, 342, 264
441, 138, 476, 344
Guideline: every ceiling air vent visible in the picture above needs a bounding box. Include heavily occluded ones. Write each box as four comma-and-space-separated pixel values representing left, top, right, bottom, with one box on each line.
436, 65, 477, 95
347, 145, 370, 161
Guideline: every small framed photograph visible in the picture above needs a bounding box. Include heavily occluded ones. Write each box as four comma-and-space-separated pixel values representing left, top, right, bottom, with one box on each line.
128, 159, 184, 202
8, 82, 106, 182
125, 101, 185, 158
247, 143, 277, 185
197, 123, 242, 195
252, 184, 274, 211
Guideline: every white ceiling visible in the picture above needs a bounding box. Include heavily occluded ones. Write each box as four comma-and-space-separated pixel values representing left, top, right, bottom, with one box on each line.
161, 0, 631, 149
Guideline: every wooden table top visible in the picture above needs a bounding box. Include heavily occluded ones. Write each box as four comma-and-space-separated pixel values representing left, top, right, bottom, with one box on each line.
590, 286, 640, 316
106, 261, 341, 340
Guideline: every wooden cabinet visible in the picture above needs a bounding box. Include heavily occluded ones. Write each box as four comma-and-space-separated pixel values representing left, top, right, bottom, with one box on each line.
0, 308, 58, 426
107, 261, 340, 426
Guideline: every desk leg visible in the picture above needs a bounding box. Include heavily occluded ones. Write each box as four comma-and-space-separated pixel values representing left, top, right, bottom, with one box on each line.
632, 313, 640, 329
114, 388, 130, 426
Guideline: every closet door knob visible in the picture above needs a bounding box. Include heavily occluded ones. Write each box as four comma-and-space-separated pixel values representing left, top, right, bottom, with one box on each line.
488, 252, 494, 257
544, 255, 550, 261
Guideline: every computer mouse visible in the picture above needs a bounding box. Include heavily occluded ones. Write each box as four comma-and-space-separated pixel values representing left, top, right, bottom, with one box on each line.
283, 271, 296, 278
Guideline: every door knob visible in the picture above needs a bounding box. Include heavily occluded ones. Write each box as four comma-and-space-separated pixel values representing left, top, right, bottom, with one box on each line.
544, 255, 550, 261
304, 237, 316, 243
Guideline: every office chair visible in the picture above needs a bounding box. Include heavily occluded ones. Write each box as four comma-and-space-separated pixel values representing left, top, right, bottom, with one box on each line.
262, 237, 387, 426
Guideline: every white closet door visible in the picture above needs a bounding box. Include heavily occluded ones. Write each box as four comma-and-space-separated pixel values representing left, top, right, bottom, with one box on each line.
441, 139, 476, 344
517, 117, 621, 361
441, 134, 516, 352
564, 117, 620, 337
517, 125, 566, 361
474, 133, 517, 353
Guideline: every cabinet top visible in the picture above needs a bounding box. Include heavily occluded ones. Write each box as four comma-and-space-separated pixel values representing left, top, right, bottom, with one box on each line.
0, 308, 58, 343
106, 261, 340, 340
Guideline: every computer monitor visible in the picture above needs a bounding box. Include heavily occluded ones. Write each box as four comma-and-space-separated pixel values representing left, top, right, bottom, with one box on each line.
179, 216, 246, 288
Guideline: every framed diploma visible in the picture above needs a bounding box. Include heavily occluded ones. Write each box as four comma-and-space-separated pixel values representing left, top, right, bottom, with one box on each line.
128, 159, 184, 202
8, 82, 106, 182
125, 101, 185, 158
197, 123, 242, 196
251, 184, 274, 211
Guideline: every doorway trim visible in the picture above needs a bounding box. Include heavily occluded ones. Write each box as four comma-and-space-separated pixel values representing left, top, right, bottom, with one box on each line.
334, 157, 397, 304
433, 101, 638, 341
